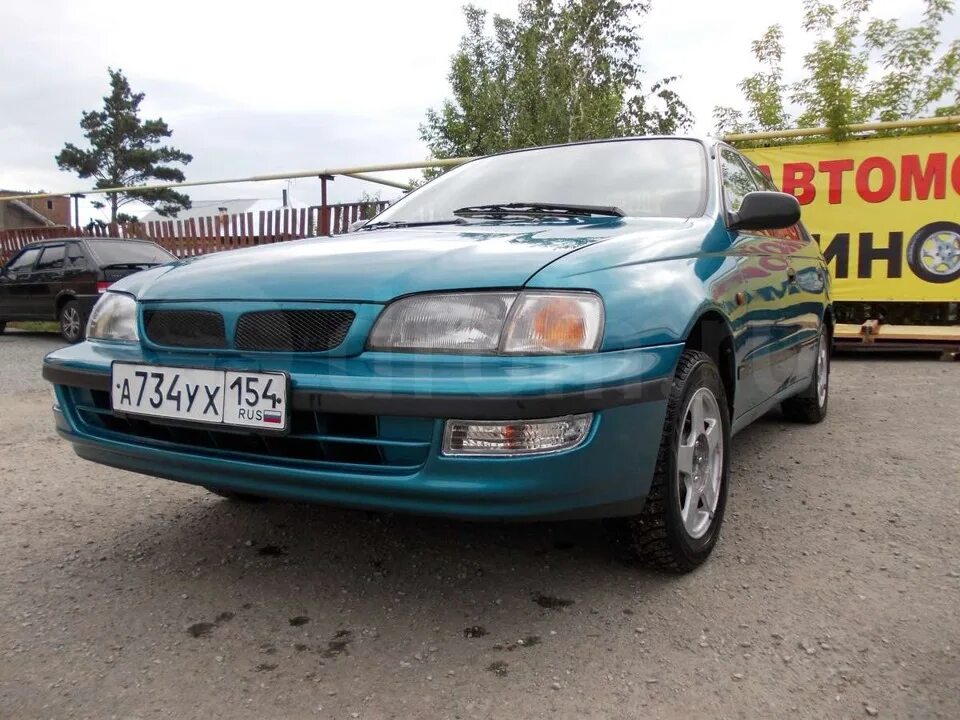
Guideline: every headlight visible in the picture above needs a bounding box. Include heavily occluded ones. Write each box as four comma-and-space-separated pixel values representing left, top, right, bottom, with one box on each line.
367, 291, 603, 354
86, 292, 140, 342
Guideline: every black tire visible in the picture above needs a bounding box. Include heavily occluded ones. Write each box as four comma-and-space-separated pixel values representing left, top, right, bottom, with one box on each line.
0, 321, 6, 334
205, 487, 267, 503
606, 349, 731, 573
905, 221, 960, 284
781, 324, 830, 423
58, 300, 86, 343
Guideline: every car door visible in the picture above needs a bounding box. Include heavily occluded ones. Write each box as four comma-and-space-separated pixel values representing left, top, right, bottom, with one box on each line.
32, 244, 67, 319
719, 146, 794, 412
0, 246, 43, 319
741, 157, 824, 387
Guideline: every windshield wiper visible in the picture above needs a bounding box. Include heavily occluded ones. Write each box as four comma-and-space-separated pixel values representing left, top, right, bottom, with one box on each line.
453, 202, 624, 218
359, 219, 466, 231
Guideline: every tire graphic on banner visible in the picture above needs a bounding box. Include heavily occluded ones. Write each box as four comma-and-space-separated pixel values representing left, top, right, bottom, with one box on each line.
906, 221, 960, 284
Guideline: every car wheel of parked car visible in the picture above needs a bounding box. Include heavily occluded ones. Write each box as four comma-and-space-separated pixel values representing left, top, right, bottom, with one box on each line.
59, 300, 85, 343
606, 349, 730, 573
781, 324, 830, 423
205, 487, 267, 503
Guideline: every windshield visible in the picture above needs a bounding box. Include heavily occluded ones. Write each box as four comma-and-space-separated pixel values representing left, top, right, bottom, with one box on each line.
87, 240, 174, 266
375, 138, 707, 224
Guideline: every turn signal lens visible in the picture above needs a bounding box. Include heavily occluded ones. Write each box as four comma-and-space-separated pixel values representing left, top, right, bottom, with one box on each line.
501, 292, 603, 354
442, 414, 593, 456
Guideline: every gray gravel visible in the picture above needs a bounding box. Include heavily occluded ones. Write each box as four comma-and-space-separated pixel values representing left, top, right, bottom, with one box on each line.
0, 329, 64, 393
1, 332, 958, 719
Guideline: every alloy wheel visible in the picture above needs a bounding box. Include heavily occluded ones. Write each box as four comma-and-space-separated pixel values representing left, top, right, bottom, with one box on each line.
61, 306, 81, 340
676, 387, 724, 539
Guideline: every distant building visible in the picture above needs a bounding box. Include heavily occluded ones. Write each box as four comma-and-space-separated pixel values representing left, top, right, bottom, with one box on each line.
0, 191, 71, 230
139, 198, 304, 225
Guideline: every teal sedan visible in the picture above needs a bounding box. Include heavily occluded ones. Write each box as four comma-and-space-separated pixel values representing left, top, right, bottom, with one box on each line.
42, 137, 832, 572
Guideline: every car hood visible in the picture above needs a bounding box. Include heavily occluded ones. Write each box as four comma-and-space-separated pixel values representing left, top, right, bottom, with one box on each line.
117, 218, 693, 303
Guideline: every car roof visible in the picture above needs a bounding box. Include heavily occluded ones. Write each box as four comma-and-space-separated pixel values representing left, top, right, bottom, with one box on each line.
471, 135, 720, 163
21, 237, 156, 248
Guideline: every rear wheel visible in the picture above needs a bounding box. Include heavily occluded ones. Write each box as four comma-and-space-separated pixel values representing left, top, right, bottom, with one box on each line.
59, 300, 85, 343
606, 349, 730, 573
781, 324, 829, 423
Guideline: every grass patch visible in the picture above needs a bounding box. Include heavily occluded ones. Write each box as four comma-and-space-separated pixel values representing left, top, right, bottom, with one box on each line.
9, 321, 59, 333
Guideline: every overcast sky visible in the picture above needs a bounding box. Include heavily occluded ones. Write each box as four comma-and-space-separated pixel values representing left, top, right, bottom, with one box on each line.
0, 0, 954, 221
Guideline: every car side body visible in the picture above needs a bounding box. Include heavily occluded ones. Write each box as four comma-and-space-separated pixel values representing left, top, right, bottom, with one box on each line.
41, 137, 832, 570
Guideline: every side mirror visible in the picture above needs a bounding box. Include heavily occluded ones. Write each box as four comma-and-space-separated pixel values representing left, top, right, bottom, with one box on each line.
729, 191, 800, 231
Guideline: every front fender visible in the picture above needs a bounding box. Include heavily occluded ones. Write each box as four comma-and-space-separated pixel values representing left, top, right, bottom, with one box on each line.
526, 219, 739, 350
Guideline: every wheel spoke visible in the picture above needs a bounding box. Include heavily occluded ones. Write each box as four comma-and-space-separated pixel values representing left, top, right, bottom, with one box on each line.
682, 482, 700, 527
677, 442, 695, 476
690, 392, 706, 434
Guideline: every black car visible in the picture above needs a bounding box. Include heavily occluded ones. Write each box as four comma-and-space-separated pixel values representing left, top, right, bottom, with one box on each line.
0, 237, 174, 342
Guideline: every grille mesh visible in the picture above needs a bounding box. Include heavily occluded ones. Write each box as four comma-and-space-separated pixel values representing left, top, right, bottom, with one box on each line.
235, 310, 355, 352
143, 310, 227, 348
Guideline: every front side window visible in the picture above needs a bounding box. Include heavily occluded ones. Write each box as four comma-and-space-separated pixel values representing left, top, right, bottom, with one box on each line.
5, 247, 41, 274
719, 147, 758, 213
374, 139, 708, 223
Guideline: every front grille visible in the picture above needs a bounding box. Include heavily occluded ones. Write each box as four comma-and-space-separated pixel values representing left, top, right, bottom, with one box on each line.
143, 310, 227, 349
235, 310, 355, 352
66, 387, 433, 475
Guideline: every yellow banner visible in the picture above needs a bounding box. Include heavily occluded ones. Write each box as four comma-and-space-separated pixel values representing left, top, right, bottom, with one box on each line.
743, 133, 960, 302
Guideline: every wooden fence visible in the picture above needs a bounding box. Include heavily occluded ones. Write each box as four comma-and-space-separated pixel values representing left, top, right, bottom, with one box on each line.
0, 201, 389, 261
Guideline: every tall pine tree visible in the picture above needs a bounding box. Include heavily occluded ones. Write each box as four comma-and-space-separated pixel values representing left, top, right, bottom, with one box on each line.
56, 68, 193, 221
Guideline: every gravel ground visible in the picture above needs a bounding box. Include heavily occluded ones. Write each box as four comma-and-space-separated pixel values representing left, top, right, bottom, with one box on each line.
1, 330, 958, 719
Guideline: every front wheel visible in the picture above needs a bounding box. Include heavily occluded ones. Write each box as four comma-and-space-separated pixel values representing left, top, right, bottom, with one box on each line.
606, 349, 730, 573
59, 300, 85, 344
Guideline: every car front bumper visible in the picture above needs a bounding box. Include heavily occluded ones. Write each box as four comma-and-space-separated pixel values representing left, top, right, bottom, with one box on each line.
43, 341, 682, 520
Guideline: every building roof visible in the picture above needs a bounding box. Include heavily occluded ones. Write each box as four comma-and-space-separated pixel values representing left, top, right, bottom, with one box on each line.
139, 198, 306, 224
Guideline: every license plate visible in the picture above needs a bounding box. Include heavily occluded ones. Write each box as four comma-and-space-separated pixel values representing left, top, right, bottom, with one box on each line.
111, 363, 288, 432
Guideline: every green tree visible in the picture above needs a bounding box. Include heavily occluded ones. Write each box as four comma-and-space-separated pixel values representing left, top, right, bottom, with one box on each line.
56, 68, 193, 222
714, 0, 960, 141
420, 0, 691, 167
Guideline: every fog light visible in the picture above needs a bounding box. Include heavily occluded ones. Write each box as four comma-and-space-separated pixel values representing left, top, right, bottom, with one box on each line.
442, 414, 593, 456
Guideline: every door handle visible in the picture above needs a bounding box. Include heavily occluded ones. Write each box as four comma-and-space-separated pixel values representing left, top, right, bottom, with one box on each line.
786, 267, 798, 283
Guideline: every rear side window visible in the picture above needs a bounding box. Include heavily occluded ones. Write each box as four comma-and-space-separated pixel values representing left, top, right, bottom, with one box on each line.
719, 147, 759, 212
87, 240, 174, 267
36, 244, 66, 271
6, 247, 41, 273
65, 242, 88, 269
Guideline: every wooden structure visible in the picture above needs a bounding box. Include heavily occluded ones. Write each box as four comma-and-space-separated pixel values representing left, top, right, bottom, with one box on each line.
0, 201, 388, 261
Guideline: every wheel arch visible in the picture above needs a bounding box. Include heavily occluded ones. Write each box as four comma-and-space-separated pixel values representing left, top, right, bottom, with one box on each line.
682, 308, 736, 416
54, 290, 77, 312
